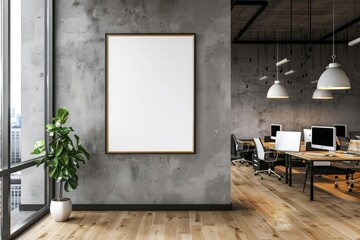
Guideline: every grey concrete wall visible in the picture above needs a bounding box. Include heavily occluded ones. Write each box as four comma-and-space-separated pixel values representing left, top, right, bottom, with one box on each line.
232, 44, 360, 139
54, 0, 231, 204
21, 0, 45, 205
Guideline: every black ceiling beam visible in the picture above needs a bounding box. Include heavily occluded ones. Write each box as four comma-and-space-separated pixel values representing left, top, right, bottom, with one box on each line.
318, 16, 360, 41
233, 40, 349, 44
231, 0, 238, 10
233, 1, 268, 42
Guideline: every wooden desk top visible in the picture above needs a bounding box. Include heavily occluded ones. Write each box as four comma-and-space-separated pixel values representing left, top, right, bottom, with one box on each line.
286, 151, 360, 161
239, 139, 360, 161
238, 139, 275, 148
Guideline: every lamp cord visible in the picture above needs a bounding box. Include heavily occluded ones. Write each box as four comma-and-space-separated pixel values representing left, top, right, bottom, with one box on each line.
276, 39, 279, 80
332, 0, 336, 62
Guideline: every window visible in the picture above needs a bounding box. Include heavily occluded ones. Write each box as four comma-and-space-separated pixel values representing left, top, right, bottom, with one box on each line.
1, 0, 53, 238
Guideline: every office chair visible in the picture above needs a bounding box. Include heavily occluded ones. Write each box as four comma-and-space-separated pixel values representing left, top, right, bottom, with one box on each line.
334, 162, 360, 192
349, 131, 360, 140
231, 134, 252, 166
302, 161, 359, 192
253, 137, 282, 180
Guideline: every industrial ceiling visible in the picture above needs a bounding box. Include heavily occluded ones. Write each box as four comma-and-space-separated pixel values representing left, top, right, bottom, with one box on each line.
232, 0, 360, 44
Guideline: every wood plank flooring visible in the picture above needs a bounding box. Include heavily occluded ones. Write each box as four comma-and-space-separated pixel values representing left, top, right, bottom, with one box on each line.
17, 165, 360, 240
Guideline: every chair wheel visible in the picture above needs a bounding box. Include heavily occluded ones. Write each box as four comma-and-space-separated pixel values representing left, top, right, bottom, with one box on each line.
268, 173, 271, 176
349, 188, 353, 192
335, 183, 338, 188
254, 173, 258, 176
261, 176, 263, 180
350, 183, 354, 188
278, 177, 281, 181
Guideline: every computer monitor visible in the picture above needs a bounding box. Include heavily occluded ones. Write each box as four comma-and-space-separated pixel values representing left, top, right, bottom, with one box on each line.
333, 124, 347, 137
275, 131, 301, 152
303, 129, 312, 143
270, 124, 282, 140
311, 126, 336, 151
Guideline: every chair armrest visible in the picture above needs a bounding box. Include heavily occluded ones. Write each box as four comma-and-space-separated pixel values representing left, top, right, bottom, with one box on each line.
264, 151, 274, 154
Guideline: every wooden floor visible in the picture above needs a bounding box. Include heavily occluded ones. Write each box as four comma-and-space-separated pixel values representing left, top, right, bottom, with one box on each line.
18, 165, 360, 240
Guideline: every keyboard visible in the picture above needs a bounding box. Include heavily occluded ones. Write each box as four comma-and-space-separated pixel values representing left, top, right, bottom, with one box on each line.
305, 152, 327, 157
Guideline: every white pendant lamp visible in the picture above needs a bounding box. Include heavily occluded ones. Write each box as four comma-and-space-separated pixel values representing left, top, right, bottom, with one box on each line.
317, 0, 350, 90
312, 89, 333, 99
267, 43, 289, 99
267, 80, 289, 98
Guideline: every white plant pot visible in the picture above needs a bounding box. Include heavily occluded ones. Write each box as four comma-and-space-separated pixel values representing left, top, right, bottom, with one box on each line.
50, 198, 72, 222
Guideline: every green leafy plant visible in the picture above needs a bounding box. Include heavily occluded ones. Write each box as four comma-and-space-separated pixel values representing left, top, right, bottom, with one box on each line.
31, 107, 90, 201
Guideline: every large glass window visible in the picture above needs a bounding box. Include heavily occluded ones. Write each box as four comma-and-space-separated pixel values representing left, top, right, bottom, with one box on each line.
10, 0, 45, 166
1, 0, 52, 238
11, 166, 45, 233
0, 178, 2, 237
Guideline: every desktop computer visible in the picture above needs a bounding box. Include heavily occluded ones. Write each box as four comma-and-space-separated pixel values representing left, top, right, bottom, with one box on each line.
333, 124, 347, 138
303, 129, 311, 143
270, 124, 282, 140
311, 126, 336, 152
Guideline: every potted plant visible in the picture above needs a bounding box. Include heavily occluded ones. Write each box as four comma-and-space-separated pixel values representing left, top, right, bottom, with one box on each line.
31, 107, 90, 222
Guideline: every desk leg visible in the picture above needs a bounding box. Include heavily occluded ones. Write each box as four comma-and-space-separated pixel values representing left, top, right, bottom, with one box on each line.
285, 155, 289, 184
289, 155, 292, 187
310, 161, 314, 201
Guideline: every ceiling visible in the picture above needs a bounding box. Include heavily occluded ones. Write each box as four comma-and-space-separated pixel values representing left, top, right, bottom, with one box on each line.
231, 0, 360, 44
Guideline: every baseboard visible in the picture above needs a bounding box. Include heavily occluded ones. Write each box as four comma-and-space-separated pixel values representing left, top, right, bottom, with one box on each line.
19, 204, 46, 211
72, 203, 232, 211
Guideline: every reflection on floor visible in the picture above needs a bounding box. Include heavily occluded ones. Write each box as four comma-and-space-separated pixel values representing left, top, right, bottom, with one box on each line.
18, 164, 360, 239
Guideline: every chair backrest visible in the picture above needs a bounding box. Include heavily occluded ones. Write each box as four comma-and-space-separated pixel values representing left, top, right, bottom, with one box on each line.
349, 131, 360, 140
264, 136, 275, 142
338, 136, 350, 151
231, 134, 238, 157
253, 137, 265, 160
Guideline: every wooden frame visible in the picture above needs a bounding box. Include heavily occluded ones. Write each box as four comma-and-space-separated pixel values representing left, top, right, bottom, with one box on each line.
105, 33, 195, 153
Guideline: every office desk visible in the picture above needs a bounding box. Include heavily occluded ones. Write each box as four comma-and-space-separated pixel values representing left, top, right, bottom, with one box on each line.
286, 151, 360, 201
238, 140, 275, 149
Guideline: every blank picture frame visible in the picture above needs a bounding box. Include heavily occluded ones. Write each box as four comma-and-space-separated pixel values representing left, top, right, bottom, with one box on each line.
105, 33, 195, 153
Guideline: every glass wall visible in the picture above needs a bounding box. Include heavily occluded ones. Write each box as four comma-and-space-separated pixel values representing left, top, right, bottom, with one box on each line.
11, 166, 45, 233
1, 0, 52, 238
10, 0, 45, 166
0, 178, 2, 237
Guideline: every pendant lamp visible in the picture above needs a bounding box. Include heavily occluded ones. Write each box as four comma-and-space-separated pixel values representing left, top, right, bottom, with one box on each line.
317, 0, 350, 90
267, 43, 289, 99
267, 81, 289, 98
312, 89, 333, 99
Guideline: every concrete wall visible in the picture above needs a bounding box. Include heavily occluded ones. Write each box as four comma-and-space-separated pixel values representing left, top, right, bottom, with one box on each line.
54, 0, 231, 204
232, 44, 360, 139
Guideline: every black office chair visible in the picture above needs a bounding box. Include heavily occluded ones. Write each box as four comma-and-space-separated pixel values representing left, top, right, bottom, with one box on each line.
349, 131, 360, 140
338, 136, 350, 151
253, 137, 282, 180
302, 161, 359, 192
333, 162, 360, 192
231, 134, 252, 166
